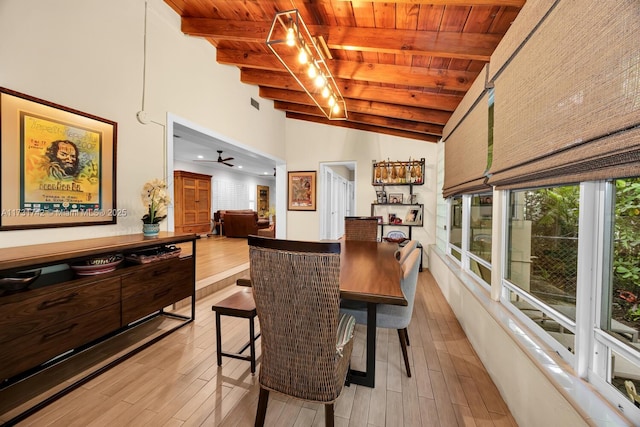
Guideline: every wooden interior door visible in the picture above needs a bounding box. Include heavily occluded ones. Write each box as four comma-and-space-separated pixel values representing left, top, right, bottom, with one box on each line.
195, 178, 211, 228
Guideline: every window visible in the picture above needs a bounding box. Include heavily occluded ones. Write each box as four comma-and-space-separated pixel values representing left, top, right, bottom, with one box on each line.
448, 195, 463, 261
507, 186, 579, 306
495, 179, 640, 419
447, 193, 492, 286
604, 178, 640, 344
504, 186, 580, 355
593, 178, 640, 408
469, 194, 492, 282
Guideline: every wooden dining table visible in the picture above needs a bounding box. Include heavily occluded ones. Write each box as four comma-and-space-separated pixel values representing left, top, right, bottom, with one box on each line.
339, 240, 405, 388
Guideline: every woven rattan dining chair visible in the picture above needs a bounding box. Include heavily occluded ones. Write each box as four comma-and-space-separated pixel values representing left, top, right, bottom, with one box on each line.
344, 216, 378, 241
340, 246, 420, 377
248, 236, 356, 427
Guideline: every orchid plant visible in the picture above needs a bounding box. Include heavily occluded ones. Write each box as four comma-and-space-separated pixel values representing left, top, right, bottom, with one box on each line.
141, 178, 171, 224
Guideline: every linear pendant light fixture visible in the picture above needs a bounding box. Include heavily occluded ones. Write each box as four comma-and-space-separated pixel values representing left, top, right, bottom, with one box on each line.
266, 9, 347, 120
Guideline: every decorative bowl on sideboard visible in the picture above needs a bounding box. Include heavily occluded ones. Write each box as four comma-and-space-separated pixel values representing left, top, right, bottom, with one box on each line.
0, 269, 42, 292
70, 254, 124, 276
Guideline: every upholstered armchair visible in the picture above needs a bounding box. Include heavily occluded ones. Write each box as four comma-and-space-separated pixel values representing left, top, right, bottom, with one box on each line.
340, 246, 420, 377
248, 236, 355, 427
215, 210, 269, 238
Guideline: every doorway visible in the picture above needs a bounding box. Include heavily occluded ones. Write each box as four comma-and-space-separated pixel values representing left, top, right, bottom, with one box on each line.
319, 162, 356, 240
166, 114, 286, 236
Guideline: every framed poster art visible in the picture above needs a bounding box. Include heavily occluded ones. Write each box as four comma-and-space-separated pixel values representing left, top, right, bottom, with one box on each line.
288, 171, 316, 211
0, 87, 118, 230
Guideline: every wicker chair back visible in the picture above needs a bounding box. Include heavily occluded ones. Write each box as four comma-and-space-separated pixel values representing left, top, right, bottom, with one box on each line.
344, 216, 378, 242
248, 236, 351, 404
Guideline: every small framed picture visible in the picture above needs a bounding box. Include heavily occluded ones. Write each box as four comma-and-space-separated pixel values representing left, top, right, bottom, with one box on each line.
288, 171, 316, 211
376, 190, 386, 204
388, 213, 397, 224
388, 193, 403, 204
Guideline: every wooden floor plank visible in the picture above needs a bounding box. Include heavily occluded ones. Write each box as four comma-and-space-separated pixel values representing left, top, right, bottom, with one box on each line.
11, 237, 517, 427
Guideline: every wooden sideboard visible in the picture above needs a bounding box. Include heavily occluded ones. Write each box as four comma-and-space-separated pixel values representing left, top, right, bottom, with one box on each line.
0, 232, 197, 424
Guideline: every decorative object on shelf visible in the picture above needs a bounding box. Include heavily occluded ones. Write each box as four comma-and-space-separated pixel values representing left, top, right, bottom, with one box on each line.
376, 190, 386, 204
125, 245, 182, 264
143, 223, 160, 237
388, 193, 403, 204
384, 230, 407, 244
409, 194, 418, 204
70, 254, 124, 276
288, 171, 316, 211
390, 161, 398, 182
372, 158, 425, 185
405, 208, 422, 224
266, 10, 347, 120
388, 213, 397, 224
0, 87, 117, 231
141, 178, 171, 236
0, 269, 41, 293
398, 163, 407, 183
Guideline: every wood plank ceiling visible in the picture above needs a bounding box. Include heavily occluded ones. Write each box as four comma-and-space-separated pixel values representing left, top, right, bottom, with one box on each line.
164, 0, 525, 142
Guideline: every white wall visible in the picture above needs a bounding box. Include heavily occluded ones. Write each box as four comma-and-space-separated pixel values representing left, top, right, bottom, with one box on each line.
0, 0, 285, 247
285, 119, 438, 246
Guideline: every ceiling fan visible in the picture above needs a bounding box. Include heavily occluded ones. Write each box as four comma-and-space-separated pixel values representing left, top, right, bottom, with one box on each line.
195, 150, 234, 167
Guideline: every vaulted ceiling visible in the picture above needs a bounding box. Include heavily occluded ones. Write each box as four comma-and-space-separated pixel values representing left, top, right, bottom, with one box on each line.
164, 0, 525, 142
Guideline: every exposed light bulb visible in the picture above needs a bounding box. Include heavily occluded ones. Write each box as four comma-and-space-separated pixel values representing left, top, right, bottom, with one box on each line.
286, 27, 295, 46
298, 48, 308, 64
314, 74, 325, 88
333, 104, 340, 114
307, 64, 317, 79
328, 96, 335, 107
321, 86, 330, 98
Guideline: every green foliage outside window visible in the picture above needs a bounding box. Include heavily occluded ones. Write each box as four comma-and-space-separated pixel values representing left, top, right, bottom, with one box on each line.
613, 179, 640, 299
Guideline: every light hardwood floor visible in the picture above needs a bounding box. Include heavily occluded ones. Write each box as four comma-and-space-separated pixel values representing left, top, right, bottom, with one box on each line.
15, 236, 518, 426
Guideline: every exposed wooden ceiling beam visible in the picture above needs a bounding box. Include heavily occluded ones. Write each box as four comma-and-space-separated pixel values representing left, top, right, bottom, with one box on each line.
267, 90, 450, 125
182, 18, 502, 61
261, 87, 444, 135
217, 49, 474, 91
173, 0, 525, 10
332, 0, 524, 5
242, 69, 463, 111
286, 112, 440, 143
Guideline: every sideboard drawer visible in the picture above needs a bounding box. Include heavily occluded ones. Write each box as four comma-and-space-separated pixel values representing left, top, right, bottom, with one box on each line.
121, 257, 193, 325
0, 303, 121, 381
0, 277, 121, 344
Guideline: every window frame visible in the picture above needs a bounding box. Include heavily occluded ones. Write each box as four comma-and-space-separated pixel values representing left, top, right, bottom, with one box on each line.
446, 193, 492, 289
495, 180, 640, 422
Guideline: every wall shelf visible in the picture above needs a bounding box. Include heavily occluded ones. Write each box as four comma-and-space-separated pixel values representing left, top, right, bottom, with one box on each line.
371, 159, 425, 240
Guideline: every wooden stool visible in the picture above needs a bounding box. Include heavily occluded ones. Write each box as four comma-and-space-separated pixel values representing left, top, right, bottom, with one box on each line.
211, 289, 260, 374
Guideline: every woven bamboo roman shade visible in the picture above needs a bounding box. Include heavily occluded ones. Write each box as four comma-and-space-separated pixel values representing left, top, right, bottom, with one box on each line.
442, 65, 491, 198
487, 0, 640, 189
